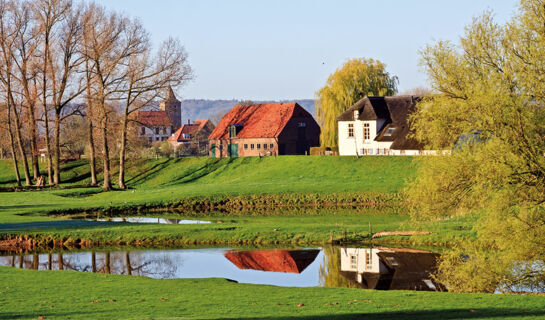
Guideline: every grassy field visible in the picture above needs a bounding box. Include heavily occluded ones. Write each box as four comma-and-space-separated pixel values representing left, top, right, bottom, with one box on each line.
0, 156, 476, 247
1, 266, 544, 320
0, 156, 415, 223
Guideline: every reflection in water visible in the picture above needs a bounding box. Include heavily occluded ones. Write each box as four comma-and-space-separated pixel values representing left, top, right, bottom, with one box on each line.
95, 217, 211, 224
337, 247, 444, 291
0, 247, 445, 290
224, 249, 320, 273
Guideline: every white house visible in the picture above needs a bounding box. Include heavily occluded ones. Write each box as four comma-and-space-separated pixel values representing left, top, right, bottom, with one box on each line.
337, 96, 424, 156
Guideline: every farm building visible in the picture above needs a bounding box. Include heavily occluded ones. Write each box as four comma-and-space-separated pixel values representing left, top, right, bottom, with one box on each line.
208, 102, 320, 158
337, 96, 424, 156
168, 119, 215, 156
136, 87, 182, 143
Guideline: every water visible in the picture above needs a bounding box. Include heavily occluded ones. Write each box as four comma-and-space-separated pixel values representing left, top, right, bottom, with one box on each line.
0, 246, 443, 290
94, 217, 212, 224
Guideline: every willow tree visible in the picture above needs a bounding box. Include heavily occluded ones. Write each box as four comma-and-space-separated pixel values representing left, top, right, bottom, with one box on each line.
407, 0, 545, 292
315, 58, 398, 149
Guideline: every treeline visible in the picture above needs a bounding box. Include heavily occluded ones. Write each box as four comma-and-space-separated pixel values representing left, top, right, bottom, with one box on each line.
0, 0, 192, 190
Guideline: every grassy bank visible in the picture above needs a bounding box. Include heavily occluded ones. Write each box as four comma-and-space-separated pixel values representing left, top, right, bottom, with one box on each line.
0, 156, 415, 223
1, 266, 544, 319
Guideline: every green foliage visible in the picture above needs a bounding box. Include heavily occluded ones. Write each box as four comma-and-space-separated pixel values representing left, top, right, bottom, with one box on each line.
315, 58, 398, 148
407, 0, 545, 292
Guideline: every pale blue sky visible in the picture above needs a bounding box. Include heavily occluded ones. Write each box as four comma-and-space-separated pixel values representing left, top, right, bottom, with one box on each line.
94, 0, 519, 100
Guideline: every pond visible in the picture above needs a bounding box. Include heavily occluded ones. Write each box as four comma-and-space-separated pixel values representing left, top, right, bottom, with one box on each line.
0, 246, 443, 291
94, 217, 212, 224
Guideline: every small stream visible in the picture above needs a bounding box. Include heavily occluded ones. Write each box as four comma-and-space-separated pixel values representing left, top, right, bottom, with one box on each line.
0, 246, 443, 290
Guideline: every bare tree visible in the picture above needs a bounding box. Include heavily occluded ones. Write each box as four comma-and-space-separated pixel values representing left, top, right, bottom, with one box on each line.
12, 0, 41, 181
82, 4, 144, 190
33, 0, 85, 185
118, 37, 192, 188
0, 1, 31, 185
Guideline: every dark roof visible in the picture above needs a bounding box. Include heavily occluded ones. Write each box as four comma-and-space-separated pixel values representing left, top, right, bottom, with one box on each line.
209, 102, 315, 139
224, 249, 320, 274
336, 96, 424, 150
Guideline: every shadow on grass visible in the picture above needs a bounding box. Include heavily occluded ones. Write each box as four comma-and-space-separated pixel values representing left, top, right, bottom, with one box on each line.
125, 158, 172, 186
0, 220, 118, 232
222, 308, 545, 320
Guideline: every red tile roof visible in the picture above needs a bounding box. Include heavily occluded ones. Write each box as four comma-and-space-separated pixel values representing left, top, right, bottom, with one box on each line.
168, 119, 209, 142
209, 103, 311, 139
224, 249, 320, 274
136, 111, 172, 127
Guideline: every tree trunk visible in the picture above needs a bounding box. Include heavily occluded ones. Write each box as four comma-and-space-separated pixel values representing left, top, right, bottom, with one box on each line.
43, 105, 53, 185
58, 253, 64, 270
53, 112, 61, 185
11, 103, 31, 185
118, 108, 129, 189
27, 103, 40, 181
6, 102, 21, 187
91, 251, 96, 273
88, 119, 97, 186
101, 116, 111, 190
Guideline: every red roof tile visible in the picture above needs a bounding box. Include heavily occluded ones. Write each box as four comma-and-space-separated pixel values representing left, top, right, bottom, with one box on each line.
136, 111, 171, 127
209, 103, 310, 139
224, 249, 320, 274
168, 119, 209, 142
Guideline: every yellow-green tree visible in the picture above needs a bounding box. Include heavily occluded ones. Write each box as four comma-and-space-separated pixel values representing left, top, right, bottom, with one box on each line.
407, 0, 545, 292
315, 58, 398, 149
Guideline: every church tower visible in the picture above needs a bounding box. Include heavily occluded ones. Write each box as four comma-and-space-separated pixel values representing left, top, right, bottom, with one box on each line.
160, 86, 182, 129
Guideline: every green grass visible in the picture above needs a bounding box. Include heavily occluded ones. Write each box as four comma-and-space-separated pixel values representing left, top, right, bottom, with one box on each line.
0, 156, 416, 223
0, 156, 476, 246
1, 266, 544, 319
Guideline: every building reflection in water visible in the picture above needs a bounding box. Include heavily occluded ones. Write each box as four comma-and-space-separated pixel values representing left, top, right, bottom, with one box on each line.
338, 247, 445, 291
224, 249, 320, 273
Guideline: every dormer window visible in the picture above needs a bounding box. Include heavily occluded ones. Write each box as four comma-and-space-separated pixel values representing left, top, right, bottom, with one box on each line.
384, 127, 396, 136
183, 133, 191, 139
228, 125, 236, 139
354, 110, 359, 120
229, 124, 242, 139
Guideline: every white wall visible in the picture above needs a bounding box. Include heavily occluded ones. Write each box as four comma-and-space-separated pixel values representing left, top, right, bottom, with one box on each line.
139, 126, 173, 143
340, 248, 389, 275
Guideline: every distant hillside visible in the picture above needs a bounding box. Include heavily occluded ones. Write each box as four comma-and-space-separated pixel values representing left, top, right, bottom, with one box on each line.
180, 99, 315, 125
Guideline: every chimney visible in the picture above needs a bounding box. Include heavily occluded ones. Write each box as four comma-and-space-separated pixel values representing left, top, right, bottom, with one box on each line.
187, 119, 191, 125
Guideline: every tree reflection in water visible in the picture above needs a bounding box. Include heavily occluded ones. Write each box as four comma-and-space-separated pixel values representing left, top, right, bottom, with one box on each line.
0, 251, 179, 278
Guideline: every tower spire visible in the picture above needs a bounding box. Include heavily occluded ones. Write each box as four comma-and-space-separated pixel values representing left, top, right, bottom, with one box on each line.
166, 86, 179, 102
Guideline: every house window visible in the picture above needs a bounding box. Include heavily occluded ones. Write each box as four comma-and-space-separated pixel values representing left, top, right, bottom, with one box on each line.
141, 127, 145, 135
348, 123, 354, 138
384, 127, 395, 136
162, 127, 167, 135
155, 128, 160, 135
244, 144, 248, 150
298, 122, 306, 127
366, 250, 372, 270
270, 144, 274, 149
183, 133, 191, 139
264, 144, 268, 150
350, 255, 357, 269
364, 123, 370, 140
250, 144, 254, 150
257, 144, 261, 150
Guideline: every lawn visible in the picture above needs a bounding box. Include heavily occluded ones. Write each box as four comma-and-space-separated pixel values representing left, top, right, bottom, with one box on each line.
1, 266, 544, 319
0, 156, 416, 223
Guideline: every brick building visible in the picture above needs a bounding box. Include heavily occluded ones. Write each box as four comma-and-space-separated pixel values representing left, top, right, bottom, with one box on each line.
208, 102, 320, 158
136, 87, 182, 143
168, 119, 215, 155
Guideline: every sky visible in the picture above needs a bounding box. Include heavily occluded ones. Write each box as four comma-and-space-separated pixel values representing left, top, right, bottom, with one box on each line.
94, 0, 519, 100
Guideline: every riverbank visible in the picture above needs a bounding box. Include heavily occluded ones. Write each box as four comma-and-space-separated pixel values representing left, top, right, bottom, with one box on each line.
1, 266, 543, 319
